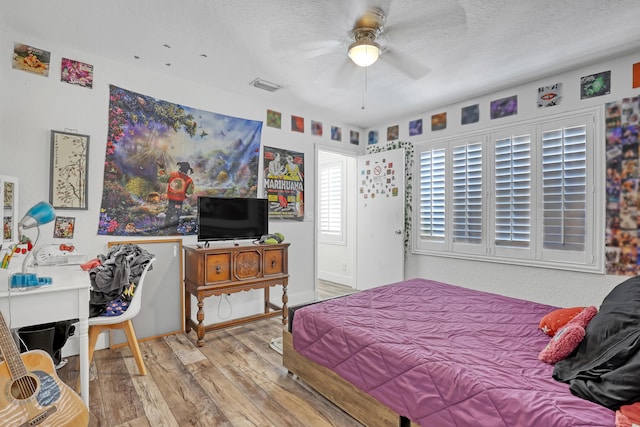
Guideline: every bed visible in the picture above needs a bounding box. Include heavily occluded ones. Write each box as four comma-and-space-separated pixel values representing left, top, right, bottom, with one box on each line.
283, 278, 616, 427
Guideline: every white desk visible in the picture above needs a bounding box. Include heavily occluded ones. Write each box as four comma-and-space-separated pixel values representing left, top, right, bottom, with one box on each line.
0, 265, 90, 407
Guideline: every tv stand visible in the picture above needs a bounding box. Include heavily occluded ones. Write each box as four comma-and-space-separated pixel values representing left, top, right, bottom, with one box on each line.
183, 243, 289, 346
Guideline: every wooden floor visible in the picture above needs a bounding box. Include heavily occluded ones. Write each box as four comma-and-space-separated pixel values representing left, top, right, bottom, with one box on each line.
56, 281, 361, 426
317, 279, 356, 300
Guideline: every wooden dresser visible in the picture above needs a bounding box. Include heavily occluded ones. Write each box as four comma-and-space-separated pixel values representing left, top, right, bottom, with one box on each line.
183, 243, 289, 346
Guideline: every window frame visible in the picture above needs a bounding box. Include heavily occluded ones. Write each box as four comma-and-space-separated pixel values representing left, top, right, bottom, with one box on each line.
412, 107, 604, 273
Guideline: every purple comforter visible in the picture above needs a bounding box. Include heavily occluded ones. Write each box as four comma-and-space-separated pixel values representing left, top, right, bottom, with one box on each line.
292, 278, 614, 427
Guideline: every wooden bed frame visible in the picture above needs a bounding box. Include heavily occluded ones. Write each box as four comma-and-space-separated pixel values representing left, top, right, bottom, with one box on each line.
283, 330, 418, 427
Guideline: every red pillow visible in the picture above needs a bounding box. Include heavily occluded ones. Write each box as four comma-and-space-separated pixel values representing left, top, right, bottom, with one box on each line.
616, 402, 640, 427
538, 323, 586, 364
539, 307, 585, 336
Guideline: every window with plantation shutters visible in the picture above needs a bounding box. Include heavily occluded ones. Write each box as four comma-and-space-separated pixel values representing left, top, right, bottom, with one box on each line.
419, 148, 446, 241
453, 142, 483, 244
495, 133, 531, 248
319, 160, 344, 243
541, 122, 587, 252
413, 109, 600, 273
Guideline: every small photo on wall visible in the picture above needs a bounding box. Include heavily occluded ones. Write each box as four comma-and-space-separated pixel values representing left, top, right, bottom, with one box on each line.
537, 83, 562, 108
490, 95, 518, 119
633, 63, 640, 89
387, 125, 399, 141
461, 104, 479, 125
350, 130, 360, 145
431, 112, 447, 131
580, 70, 611, 99
311, 120, 323, 136
409, 119, 423, 136
53, 216, 75, 239
12, 42, 50, 76
61, 58, 94, 88
291, 115, 304, 133
368, 130, 379, 145
266, 109, 282, 129
3, 217, 13, 241
331, 126, 342, 141
621, 97, 639, 126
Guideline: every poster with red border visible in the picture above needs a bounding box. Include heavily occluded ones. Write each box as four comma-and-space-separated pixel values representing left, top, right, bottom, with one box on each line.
263, 146, 304, 221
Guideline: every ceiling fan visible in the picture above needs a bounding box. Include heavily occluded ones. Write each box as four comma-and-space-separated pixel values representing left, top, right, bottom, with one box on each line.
346, 7, 386, 68
273, 1, 467, 85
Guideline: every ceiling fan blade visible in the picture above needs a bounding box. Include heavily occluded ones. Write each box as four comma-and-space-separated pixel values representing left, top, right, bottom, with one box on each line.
384, 2, 467, 41
379, 48, 430, 80
271, 30, 344, 63
296, 40, 345, 60
330, 57, 359, 89
366, 0, 392, 17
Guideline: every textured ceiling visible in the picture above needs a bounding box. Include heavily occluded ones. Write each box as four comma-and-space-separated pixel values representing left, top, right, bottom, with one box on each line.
2, 0, 640, 128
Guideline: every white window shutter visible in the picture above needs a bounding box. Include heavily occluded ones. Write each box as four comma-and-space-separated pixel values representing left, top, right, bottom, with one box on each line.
495, 133, 531, 248
419, 148, 446, 241
319, 161, 344, 242
541, 122, 587, 252
452, 142, 483, 244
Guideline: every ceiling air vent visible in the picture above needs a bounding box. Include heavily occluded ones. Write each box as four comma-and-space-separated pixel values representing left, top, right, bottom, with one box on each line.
250, 77, 282, 92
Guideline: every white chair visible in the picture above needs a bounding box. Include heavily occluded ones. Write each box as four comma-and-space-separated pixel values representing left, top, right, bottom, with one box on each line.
87, 257, 156, 376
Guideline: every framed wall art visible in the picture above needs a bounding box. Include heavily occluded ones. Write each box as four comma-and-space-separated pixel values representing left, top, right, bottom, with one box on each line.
53, 216, 75, 239
50, 130, 90, 210
1, 175, 18, 246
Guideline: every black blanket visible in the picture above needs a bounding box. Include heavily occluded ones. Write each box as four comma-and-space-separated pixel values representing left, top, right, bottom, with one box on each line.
553, 275, 640, 409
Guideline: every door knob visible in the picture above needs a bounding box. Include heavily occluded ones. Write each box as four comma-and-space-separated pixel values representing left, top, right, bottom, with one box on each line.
395, 230, 403, 235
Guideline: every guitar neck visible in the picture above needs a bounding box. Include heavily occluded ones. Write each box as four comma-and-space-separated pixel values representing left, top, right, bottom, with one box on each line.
0, 312, 29, 380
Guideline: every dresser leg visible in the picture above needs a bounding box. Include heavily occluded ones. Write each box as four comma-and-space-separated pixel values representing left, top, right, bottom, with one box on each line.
282, 284, 288, 325
264, 286, 270, 314
196, 297, 205, 347
184, 287, 192, 333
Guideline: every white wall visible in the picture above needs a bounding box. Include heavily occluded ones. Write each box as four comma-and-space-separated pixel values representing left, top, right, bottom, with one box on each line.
368, 52, 640, 308
0, 27, 364, 334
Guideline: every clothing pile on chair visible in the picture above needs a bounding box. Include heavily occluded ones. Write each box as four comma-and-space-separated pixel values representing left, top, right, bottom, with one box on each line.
85, 244, 154, 317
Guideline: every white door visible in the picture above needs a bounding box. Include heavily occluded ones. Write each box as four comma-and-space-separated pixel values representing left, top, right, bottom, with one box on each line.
356, 149, 405, 290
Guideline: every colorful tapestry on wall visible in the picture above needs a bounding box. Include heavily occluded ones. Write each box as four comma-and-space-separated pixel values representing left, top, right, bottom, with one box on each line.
263, 146, 304, 221
605, 97, 640, 275
98, 85, 262, 236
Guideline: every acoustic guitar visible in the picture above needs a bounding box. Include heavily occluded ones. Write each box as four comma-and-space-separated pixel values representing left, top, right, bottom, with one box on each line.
0, 312, 89, 426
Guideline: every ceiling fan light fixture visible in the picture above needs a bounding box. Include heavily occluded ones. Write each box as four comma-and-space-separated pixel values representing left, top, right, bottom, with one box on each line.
348, 39, 380, 67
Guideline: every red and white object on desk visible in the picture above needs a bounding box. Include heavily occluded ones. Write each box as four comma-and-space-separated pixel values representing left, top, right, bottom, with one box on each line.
34, 244, 86, 266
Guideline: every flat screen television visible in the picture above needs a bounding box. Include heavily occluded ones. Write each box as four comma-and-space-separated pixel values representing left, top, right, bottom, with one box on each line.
197, 196, 268, 243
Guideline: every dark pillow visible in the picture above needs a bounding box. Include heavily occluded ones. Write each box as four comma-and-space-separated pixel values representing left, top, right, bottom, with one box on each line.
581, 279, 640, 356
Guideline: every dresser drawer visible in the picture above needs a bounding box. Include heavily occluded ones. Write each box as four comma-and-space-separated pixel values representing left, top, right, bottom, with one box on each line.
205, 253, 231, 283
233, 249, 262, 280
264, 248, 285, 275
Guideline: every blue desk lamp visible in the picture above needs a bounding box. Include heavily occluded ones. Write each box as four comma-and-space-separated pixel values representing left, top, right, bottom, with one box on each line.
18, 201, 55, 274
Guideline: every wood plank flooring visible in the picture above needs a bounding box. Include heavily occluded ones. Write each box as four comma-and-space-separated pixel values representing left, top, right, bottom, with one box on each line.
317, 280, 356, 300
57, 319, 363, 427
